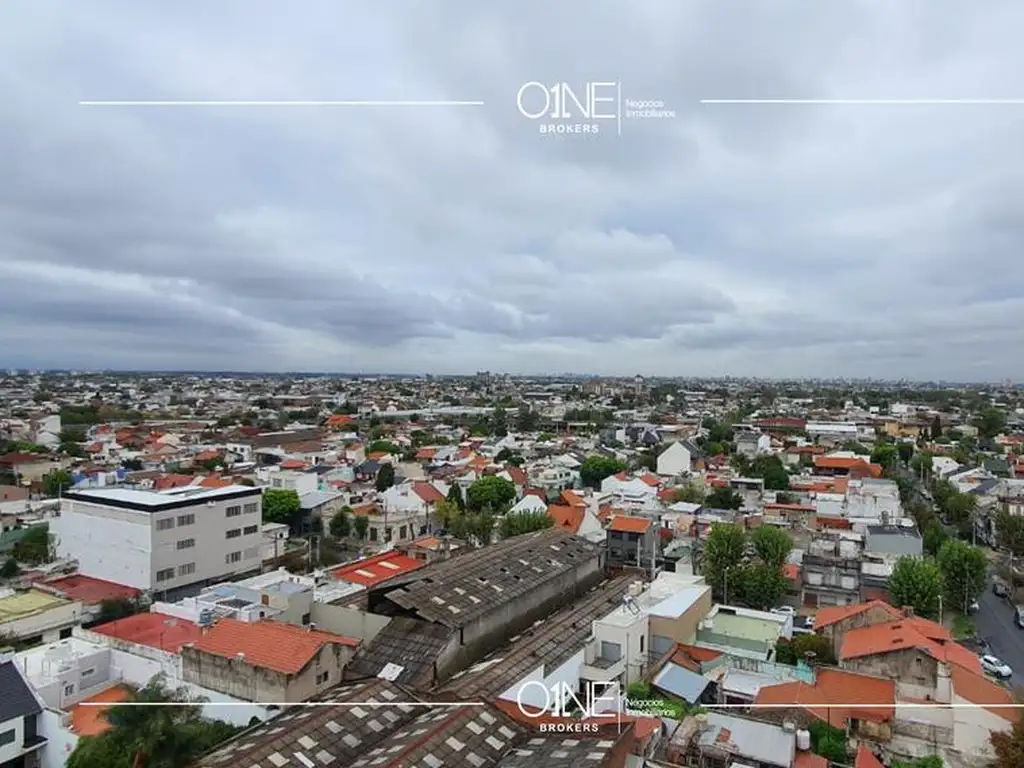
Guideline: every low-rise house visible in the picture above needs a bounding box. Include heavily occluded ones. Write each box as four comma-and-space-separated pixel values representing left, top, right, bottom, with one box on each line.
735, 431, 771, 458
179, 619, 360, 703
0, 589, 84, 648
695, 604, 792, 662
800, 533, 863, 610
0, 661, 46, 768
606, 515, 659, 570
656, 439, 702, 477
665, 711, 823, 768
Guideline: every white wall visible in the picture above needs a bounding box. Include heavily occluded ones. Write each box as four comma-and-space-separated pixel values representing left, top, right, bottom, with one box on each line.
657, 442, 690, 477
952, 695, 1010, 760
1, 600, 83, 643
52, 503, 151, 590
0, 714, 26, 766
39, 708, 78, 768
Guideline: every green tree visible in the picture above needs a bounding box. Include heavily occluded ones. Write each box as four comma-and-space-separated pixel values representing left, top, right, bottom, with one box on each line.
944, 492, 977, 526
997, 508, 1024, 557
515, 405, 540, 432
366, 440, 401, 455
375, 463, 396, 492
329, 507, 352, 538
352, 514, 369, 543
12, 525, 51, 565
909, 451, 934, 481
445, 484, 465, 511
923, 520, 949, 556
888, 556, 943, 619
42, 469, 74, 497
705, 487, 744, 510
491, 406, 508, 437
465, 475, 516, 512
735, 564, 788, 610
807, 720, 848, 764
0, 558, 18, 578
703, 524, 746, 602
262, 489, 301, 526
896, 442, 914, 464
894, 756, 944, 768
750, 525, 793, 569
991, 711, 1024, 767
841, 441, 870, 455
500, 512, 554, 538
974, 407, 1007, 439
775, 491, 798, 504
433, 500, 460, 531
66, 675, 242, 768
579, 455, 626, 489
673, 483, 705, 504
937, 540, 986, 614
871, 443, 898, 470
930, 415, 943, 440
789, 633, 836, 665
93, 598, 142, 626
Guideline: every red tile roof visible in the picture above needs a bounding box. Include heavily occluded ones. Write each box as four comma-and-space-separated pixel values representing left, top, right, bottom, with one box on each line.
412, 482, 444, 504
639, 473, 661, 487
504, 466, 527, 486
0, 452, 48, 465
814, 600, 903, 630
840, 618, 982, 675
950, 663, 1022, 723
546, 505, 585, 533
191, 619, 359, 675
43, 575, 141, 605
199, 474, 233, 488
92, 612, 203, 653
69, 684, 131, 736
279, 458, 308, 470
854, 745, 885, 768
560, 489, 585, 507
415, 447, 438, 461
330, 551, 425, 586
753, 668, 895, 728
794, 752, 829, 768
608, 515, 653, 533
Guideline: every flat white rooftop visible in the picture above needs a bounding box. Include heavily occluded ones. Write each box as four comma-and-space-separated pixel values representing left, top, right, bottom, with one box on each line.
65, 484, 257, 508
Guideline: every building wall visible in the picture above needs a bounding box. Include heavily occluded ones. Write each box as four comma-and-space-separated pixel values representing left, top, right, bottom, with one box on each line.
0, 714, 27, 766
38, 708, 77, 768
842, 648, 938, 700
53, 501, 152, 589
649, 589, 714, 650
820, 604, 903, 658
952, 694, 1010, 760
180, 642, 353, 703
1, 600, 83, 644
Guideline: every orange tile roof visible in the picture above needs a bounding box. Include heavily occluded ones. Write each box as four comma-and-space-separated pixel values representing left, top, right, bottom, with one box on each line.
193, 619, 359, 675
794, 752, 829, 768
639, 473, 661, 487
368, 451, 389, 461
608, 515, 653, 533
546, 505, 585, 533
753, 669, 895, 728
43, 574, 141, 605
560, 489, 585, 507
70, 684, 131, 736
764, 503, 816, 513
854, 745, 885, 768
199, 474, 233, 488
92, 612, 203, 653
504, 466, 527, 486
415, 447, 438, 460
950, 663, 1021, 723
670, 643, 723, 671
840, 618, 982, 675
412, 481, 445, 504
279, 458, 309, 470
330, 550, 425, 586
814, 600, 903, 630
349, 502, 380, 517
782, 563, 800, 581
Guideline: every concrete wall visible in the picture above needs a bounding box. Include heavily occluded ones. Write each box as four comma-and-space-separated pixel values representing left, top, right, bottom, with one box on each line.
952, 694, 1011, 760
1, 600, 83, 643
52, 502, 152, 589
820, 604, 904, 658
38, 708, 77, 768
649, 589, 713, 649
0, 714, 27, 766
180, 641, 353, 703
843, 648, 938, 701
310, 604, 390, 644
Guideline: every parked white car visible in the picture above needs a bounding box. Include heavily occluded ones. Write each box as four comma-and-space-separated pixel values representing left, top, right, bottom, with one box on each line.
771, 606, 796, 617
981, 655, 1013, 679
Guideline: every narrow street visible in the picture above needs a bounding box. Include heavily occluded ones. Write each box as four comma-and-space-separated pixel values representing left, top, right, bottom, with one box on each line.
975, 585, 1024, 690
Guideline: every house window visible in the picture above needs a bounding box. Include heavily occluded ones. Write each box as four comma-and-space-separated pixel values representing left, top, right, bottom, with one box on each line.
176, 538, 195, 550
369, 528, 378, 542
600, 641, 622, 661
0, 730, 14, 747
179, 562, 196, 576
385, 527, 393, 542
177, 513, 195, 526
244, 502, 259, 515
82, 667, 95, 677
155, 568, 175, 582
316, 671, 330, 685
60, 627, 72, 639
226, 505, 242, 518
63, 683, 75, 696
400, 525, 407, 540
156, 518, 175, 531
226, 529, 241, 539
640, 635, 645, 653
225, 551, 242, 564
243, 525, 258, 535
302, 613, 311, 626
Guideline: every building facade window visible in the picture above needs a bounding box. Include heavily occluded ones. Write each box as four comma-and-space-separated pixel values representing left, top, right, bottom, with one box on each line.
244, 502, 259, 515
225, 551, 242, 564
156, 518, 175, 531
179, 562, 196, 576
400, 525, 407, 540
176, 538, 195, 550
0, 730, 15, 747
226, 505, 242, 518
243, 525, 258, 535
226, 528, 241, 539
156, 567, 175, 582
177, 513, 195, 526
316, 671, 329, 685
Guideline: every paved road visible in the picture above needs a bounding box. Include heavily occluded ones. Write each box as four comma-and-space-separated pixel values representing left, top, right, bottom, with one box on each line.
975, 586, 1024, 689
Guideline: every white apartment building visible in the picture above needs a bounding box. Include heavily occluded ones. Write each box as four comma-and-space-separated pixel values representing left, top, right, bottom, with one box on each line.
52, 485, 264, 595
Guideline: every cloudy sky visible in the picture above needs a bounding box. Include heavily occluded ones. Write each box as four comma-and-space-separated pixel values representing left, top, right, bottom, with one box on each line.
3, 1, 1024, 379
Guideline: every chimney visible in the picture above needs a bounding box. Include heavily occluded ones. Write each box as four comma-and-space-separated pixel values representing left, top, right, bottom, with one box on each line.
903, 605, 915, 618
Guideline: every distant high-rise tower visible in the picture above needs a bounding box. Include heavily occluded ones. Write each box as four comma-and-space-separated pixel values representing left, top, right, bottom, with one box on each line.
634, 375, 644, 397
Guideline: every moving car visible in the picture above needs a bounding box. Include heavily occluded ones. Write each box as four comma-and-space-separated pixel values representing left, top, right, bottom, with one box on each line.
981, 655, 1013, 679
993, 580, 1010, 598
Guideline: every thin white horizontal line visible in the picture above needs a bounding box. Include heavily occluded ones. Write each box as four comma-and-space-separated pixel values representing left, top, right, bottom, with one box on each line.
79, 100, 486, 107
702, 98, 1024, 105
79, 700, 484, 707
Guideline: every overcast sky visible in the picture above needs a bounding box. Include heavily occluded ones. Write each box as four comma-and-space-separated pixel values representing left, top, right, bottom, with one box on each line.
3, 1, 1024, 380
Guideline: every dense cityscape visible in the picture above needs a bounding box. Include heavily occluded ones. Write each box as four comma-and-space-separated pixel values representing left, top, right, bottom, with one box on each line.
1, 371, 1023, 767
